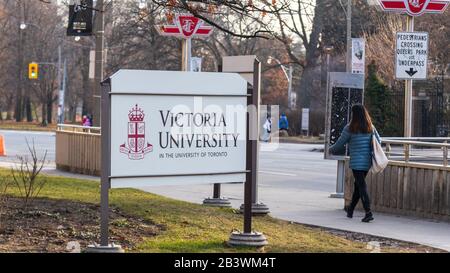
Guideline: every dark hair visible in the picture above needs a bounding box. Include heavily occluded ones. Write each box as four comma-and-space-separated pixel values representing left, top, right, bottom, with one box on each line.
349, 104, 373, 134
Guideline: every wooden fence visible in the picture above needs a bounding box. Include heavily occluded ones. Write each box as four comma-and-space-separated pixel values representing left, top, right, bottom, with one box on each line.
345, 139, 450, 222
55, 125, 101, 176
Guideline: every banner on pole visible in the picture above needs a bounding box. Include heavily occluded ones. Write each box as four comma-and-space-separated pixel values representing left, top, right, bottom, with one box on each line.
351, 38, 365, 74
67, 0, 93, 36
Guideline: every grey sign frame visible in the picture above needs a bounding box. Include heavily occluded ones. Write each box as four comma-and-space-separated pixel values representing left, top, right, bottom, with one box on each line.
324, 72, 365, 160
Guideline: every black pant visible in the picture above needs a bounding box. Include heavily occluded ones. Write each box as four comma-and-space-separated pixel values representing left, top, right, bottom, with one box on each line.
349, 170, 371, 213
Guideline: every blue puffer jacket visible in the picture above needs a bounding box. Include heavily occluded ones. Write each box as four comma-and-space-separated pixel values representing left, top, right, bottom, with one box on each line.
329, 125, 381, 171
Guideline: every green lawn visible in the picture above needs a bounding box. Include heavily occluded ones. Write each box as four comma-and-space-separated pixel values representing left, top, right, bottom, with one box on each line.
0, 169, 425, 253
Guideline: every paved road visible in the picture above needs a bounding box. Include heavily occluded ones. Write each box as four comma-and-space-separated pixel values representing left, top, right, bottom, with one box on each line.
2, 130, 450, 252
0, 130, 55, 164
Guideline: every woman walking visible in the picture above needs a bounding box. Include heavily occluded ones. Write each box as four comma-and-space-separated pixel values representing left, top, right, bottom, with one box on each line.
329, 104, 381, 223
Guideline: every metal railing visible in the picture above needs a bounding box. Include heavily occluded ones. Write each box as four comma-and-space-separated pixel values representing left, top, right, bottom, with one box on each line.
382, 138, 449, 167
56, 124, 101, 135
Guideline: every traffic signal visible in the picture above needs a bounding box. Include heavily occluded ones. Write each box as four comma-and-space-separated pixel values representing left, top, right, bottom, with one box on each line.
29, 62, 38, 80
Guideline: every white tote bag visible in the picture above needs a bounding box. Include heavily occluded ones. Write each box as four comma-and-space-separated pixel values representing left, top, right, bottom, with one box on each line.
371, 135, 388, 174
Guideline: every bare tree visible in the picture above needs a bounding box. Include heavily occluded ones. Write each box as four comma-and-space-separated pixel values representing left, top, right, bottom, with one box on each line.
0, 176, 11, 231
11, 139, 47, 210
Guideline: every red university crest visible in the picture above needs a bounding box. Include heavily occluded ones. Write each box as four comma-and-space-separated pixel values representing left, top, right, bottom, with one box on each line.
120, 104, 153, 160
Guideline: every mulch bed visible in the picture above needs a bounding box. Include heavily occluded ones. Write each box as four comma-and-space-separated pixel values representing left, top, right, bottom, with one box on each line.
0, 197, 161, 253
0, 197, 445, 253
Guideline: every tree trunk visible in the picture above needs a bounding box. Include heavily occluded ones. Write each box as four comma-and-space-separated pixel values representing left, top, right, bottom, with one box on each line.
14, 98, 23, 122
41, 103, 47, 126
25, 96, 33, 122
296, 0, 325, 110
47, 100, 53, 124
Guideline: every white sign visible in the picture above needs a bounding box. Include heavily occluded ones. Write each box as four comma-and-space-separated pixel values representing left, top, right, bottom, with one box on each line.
301, 108, 310, 131
290, 93, 297, 110
108, 70, 248, 188
351, 38, 365, 74
395, 32, 428, 80
191, 57, 202, 72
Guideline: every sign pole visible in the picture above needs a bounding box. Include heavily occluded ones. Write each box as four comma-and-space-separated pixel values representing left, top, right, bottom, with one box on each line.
244, 82, 255, 234
404, 15, 414, 138
85, 79, 123, 253
238, 60, 269, 215
203, 63, 232, 208
100, 80, 110, 247
187, 38, 192, 71
228, 59, 267, 247
181, 38, 192, 71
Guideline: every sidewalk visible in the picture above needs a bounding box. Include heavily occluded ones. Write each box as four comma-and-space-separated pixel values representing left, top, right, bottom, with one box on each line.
142, 183, 450, 252
2, 161, 450, 252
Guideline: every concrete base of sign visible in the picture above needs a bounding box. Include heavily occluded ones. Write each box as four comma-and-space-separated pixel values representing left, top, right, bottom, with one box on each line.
84, 243, 125, 253
329, 192, 344, 199
239, 202, 270, 215
202, 197, 232, 208
228, 231, 268, 247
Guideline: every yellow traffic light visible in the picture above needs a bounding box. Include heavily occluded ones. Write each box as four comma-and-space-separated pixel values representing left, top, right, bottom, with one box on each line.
29, 62, 38, 80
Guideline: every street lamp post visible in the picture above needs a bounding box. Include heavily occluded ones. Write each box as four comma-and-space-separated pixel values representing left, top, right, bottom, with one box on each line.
324, 45, 334, 99
93, 0, 105, 127
330, 0, 352, 199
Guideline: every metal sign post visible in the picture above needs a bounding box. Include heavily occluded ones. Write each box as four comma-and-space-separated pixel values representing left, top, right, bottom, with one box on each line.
203, 64, 232, 208
228, 59, 268, 247
219, 56, 269, 215
181, 38, 192, 71
85, 79, 124, 253
405, 16, 414, 138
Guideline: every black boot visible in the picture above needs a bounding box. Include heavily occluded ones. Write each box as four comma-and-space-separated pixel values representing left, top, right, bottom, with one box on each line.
362, 212, 374, 223
345, 207, 354, 218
